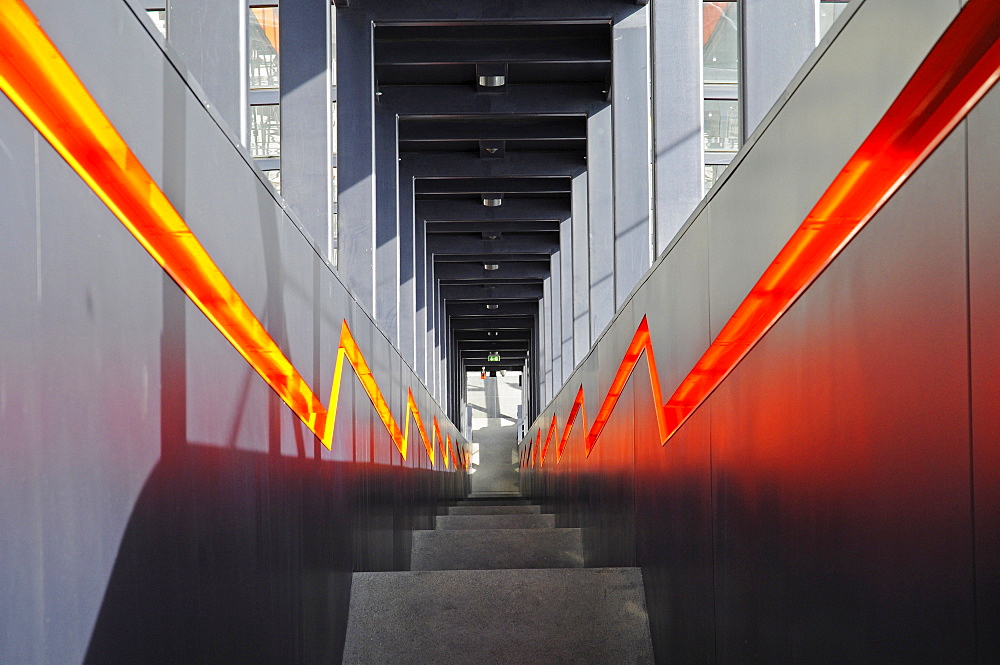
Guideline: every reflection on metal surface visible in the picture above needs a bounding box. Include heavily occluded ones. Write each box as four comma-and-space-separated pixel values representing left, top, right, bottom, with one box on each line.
525, 0, 1000, 465
0, 0, 462, 466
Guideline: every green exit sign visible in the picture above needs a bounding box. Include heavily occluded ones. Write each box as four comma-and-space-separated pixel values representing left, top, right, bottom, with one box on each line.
487, 352, 501, 362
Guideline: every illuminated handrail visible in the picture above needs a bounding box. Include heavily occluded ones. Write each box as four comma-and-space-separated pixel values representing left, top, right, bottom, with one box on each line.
0, 0, 461, 466
526, 0, 1000, 467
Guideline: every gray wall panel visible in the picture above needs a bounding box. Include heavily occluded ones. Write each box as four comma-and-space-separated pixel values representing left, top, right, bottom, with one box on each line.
611, 7, 652, 306
0, 5, 467, 663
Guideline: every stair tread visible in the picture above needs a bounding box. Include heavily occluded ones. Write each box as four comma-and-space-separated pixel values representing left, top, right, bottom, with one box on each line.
343, 567, 654, 665
435, 513, 554, 529
448, 505, 541, 515
411, 527, 583, 570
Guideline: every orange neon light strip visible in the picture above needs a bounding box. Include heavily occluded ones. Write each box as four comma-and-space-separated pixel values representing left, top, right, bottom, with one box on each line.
526, 0, 1000, 465
540, 414, 558, 467
556, 386, 586, 463
0, 0, 460, 466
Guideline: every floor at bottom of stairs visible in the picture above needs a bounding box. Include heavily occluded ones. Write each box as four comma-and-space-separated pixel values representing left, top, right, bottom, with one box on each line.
341, 566, 654, 665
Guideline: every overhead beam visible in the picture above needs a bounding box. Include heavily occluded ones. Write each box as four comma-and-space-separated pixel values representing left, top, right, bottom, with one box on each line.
417, 198, 570, 221
376, 40, 609, 67
428, 234, 559, 255
446, 302, 541, 317
401, 151, 585, 178
379, 84, 608, 116
427, 221, 559, 235
399, 117, 586, 142
416, 177, 571, 196
434, 262, 551, 280
449, 316, 534, 331
433, 252, 554, 263
455, 330, 531, 342
441, 283, 544, 300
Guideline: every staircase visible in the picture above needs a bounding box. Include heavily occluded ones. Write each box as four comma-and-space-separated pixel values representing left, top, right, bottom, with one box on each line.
342, 495, 655, 664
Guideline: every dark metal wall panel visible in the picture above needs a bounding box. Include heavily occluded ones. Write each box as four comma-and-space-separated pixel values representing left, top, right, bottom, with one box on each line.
520, 2, 986, 662
968, 83, 1000, 664
709, 128, 972, 663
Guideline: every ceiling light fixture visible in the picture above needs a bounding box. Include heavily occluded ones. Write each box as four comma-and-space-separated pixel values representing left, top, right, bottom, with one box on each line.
484, 263, 499, 271
483, 196, 502, 207
478, 75, 506, 87
486, 304, 499, 310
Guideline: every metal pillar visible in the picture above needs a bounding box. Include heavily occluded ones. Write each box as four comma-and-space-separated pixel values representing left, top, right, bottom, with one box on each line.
336, 7, 375, 308
743, 0, 818, 136
166, 0, 246, 140
612, 6, 653, 305
588, 105, 615, 339
651, 0, 704, 252
280, 0, 334, 257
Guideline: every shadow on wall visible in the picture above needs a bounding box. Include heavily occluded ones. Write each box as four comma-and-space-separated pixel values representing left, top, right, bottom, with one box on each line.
82, 444, 450, 665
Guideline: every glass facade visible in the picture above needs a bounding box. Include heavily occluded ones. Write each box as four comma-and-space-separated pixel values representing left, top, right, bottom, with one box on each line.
703, 2, 740, 195
704, 99, 740, 152
819, 1, 850, 40
250, 104, 281, 158
704, 164, 727, 192
146, 9, 166, 38
249, 7, 280, 89
703, 2, 739, 84
263, 169, 281, 193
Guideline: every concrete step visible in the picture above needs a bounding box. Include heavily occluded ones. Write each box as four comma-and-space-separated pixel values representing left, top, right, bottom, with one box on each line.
411, 527, 583, 570
435, 513, 554, 530
342, 567, 655, 665
456, 498, 530, 506
448, 504, 541, 516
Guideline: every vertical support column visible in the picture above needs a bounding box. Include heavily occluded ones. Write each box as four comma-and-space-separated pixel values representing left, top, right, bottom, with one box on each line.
588, 105, 614, 339
397, 169, 416, 369
414, 213, 427, 380
167, 0, 246, 140
550, 248, 563, 391
571, 171, 591, 365
651, 0, 704, 252
374, 107, 399, 345
280, 0, 334, 256
560, 216, 574, 381
612, 6, 652, 305
743, 0, 818, 136
541, 277, 552, 404
336, 7, 376, 309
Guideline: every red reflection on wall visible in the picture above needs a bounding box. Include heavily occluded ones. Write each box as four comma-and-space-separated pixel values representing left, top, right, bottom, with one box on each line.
525, 0, 1000, 465
0, 0, 464, 466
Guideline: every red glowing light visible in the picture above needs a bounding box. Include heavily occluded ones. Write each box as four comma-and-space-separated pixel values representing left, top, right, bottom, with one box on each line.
557, 386, 586, 463
0, 0, 464, 467
540, 414, 558, 467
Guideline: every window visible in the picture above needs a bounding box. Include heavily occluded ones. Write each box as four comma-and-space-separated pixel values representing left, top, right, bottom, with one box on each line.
704, 164, 727, 192
146, 9, 166, 37
250, 104, 281, 158
263, 169, 281, 194
819, 0, 849, 41
249, 7, 280, 89
703, 1, 740, 195
704, 99, 740, 152
704, 2, 739, 84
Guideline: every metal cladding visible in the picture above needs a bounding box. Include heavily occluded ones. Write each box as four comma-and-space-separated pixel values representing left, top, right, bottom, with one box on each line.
522, 1, 1000, 662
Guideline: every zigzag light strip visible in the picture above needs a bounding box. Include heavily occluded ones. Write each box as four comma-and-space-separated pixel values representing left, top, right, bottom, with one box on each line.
530, 0, 1000, 467
0, 0, 461, 468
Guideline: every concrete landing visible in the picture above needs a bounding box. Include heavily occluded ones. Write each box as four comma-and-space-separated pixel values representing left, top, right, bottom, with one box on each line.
342, 567, 655, 665
411, 527, 584, 570
435, 513, 555, 530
